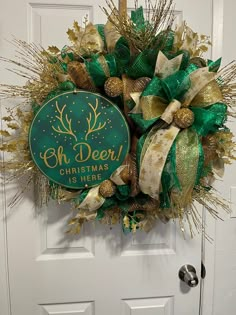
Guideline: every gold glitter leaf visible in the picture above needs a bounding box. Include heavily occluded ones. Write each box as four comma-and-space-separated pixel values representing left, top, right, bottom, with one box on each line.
7, 122, 19, 130
198, 45, 208, 52
0, 130, 11, 137
67, 28, 78, 43
123, 215, 130, 228
68, 218, 78, 226
73, 21, 80, 33
0, 143, 17, 152
2, 116, 13, 122
47, 46, 60, 54
111, 212, 119, 225
131, 223, 137, 232
16, 108, 23, 118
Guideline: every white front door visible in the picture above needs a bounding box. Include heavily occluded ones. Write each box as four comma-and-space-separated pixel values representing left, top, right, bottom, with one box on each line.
0, 1, 215, 314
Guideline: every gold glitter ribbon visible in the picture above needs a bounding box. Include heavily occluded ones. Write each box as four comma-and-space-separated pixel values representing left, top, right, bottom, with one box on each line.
98, 55, 111, 78
140, 96, 167, 119
172, 129, 200, 207
190, 80, 223, 107
139, 125, 180, 200
104, 14, 122, 53
182, 67, 216, 107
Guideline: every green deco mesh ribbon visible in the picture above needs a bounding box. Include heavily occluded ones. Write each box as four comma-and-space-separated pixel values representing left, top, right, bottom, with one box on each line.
84, 37, 130, 87
191, 103, 227, 136
85, 55, 117, 87
127, 50, 158, 78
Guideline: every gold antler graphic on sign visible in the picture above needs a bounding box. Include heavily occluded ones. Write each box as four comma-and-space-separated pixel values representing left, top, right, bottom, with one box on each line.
85, 98, 106, 140
52, 101, 77, 141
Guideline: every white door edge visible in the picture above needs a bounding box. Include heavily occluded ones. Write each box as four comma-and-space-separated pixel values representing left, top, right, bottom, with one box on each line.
201, 2, 224, 314
201, 211, 217, 315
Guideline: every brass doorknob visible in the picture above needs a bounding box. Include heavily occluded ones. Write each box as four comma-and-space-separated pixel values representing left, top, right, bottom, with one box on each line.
179, 265, 199, 287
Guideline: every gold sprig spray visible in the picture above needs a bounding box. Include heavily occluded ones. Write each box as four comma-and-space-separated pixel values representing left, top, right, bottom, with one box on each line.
217, 61, 236, 109
0, 38, 65, 104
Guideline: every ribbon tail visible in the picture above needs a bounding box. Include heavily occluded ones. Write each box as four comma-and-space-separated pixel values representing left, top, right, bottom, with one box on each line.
76, 186, 105, 212
139, 125, 180, 199
155, 51, 183, 78
171, 129, 203, 208
110, 165, 127, 185
104, 13, 122, 53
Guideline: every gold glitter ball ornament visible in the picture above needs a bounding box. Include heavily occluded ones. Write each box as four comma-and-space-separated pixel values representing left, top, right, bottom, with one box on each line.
104, 77, 123, 97
174, 108, 194, 129
99, 180, 117, 198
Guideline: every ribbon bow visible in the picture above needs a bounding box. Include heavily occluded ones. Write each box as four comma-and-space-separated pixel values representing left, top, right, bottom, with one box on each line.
131, 51, 226, 203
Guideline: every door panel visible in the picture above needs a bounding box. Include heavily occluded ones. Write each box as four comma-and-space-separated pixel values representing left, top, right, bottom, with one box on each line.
0, 1, 214, 314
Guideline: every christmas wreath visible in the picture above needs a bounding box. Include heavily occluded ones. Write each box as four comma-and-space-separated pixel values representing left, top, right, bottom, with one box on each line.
0, 0, 235, 236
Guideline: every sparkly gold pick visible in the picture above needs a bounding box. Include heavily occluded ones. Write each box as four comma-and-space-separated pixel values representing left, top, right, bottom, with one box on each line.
155, 51, 183, 78
102, 0, 174, 52
0, 38, 65, 104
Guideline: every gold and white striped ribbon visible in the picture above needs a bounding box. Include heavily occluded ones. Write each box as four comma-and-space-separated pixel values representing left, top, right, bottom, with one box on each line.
139, 125, 180, 200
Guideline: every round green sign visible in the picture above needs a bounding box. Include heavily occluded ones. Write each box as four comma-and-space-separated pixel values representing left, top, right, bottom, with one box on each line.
29, 91, 130, 189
